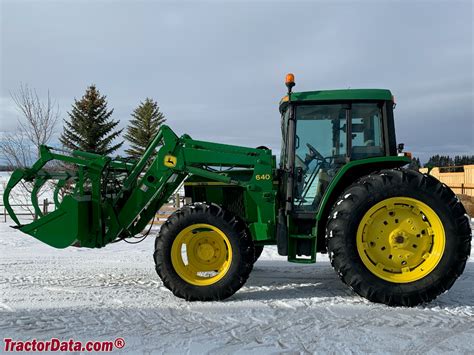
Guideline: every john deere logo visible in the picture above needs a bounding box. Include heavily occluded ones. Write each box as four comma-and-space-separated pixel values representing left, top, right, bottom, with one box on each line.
164, 155, 177, 167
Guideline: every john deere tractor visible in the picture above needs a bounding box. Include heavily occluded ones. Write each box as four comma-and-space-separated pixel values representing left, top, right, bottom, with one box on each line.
4, 74, 471, 306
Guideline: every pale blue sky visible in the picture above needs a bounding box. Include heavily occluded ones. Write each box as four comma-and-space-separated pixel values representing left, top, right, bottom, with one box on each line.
1, 0, 473, 162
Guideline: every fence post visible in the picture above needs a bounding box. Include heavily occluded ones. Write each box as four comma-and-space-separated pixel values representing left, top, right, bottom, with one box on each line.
43, 199, 48, 215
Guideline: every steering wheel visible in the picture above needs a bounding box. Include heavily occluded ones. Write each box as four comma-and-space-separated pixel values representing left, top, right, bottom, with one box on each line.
306, 143, 325, 162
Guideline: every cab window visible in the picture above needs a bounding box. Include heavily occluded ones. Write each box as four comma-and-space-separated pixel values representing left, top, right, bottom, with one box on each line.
293, 104, 347, 210
280, 109, 290, 169
350, 103, 385, 160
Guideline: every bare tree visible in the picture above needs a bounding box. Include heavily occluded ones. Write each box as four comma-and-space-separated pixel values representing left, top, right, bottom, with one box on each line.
0, 131, 34, 169
1, 83, 60, 168
0, 84, 60, 219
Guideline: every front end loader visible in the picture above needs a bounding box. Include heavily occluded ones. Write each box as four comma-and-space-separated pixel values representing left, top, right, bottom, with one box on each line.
5, 74, 471, 306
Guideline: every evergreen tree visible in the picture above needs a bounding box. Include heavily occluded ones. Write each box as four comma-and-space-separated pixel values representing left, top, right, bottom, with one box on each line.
60, 85, 123, 155
454, 155, 474, 166
408, 157, 421, 170
424, 154, 454, 168
124, 98, 166, 158
416, 157, 421, 169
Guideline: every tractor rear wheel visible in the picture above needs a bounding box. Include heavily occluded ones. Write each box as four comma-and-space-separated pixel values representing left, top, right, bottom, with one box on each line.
326, 169, 471, 307
154, 202, 254, 301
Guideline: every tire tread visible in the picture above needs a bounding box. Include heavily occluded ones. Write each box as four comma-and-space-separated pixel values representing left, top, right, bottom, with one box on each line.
326, 168, 472, 306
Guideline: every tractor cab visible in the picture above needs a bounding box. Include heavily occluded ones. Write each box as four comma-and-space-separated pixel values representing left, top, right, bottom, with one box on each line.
277, 75, 405, 261
279, 77, 398, 215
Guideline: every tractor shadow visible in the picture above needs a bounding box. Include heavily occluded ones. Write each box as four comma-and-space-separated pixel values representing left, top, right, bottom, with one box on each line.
232, 260, 474, 307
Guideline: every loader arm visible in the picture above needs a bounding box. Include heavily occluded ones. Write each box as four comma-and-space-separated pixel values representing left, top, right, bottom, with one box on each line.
4, 125, 275, 249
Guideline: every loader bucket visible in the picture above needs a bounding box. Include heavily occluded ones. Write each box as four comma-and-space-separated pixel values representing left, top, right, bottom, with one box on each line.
18, 195, 91, 249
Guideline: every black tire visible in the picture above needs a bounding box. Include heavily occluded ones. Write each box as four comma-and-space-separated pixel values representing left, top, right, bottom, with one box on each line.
154, 202, 254, 301
253, 245, 264, 263
326, 169, 471, 307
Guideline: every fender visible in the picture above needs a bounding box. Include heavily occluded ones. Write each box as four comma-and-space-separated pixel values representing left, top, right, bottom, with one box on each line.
314, 156, 411, 248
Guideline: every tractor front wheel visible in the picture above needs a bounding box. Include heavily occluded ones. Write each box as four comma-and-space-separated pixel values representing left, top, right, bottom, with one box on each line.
326, 169, 471, 307
154, 203, 254, 301
253, 245, 264, 263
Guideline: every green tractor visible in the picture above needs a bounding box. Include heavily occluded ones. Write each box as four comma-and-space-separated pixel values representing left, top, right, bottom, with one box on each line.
4, 74, 471, 306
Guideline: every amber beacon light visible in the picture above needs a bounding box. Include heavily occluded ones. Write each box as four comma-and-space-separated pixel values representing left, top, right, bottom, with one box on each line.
285, 73, 295, 90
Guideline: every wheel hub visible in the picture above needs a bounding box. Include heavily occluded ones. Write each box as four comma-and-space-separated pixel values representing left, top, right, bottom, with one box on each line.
171, 224, 232, 286
356, 197, 445, 283
393, 233, 405, 244
197, 243, 215, 261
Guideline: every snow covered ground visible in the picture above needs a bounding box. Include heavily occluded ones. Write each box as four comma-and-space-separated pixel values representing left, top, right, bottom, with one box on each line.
0, 221, 473, 354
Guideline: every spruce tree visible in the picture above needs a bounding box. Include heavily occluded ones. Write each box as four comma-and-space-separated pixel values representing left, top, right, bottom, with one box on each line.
60, 85, 123, 155
124, 98, 166, 159
408, 157, 421, 170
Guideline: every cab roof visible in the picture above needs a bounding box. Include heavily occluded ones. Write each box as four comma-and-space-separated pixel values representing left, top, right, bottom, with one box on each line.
279, 89, 393, 108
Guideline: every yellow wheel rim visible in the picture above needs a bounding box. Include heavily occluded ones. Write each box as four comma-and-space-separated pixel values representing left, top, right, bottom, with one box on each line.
356, 197, 445, 283
171, 224, 233, 286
